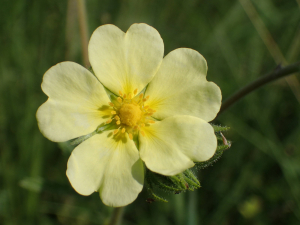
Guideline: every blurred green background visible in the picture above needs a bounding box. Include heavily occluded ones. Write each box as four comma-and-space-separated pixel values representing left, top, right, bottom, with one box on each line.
1, 0, 300, 224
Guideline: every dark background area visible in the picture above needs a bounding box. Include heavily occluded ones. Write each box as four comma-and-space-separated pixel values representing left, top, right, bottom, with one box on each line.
0, 0, 300, 224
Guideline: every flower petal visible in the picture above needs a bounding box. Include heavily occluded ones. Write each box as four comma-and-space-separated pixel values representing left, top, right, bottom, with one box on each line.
139, 115, 217, 176
36, 62, 111, 142
88, 23, 164, 95
66, 131, 144, 207
145, 48, 222, 122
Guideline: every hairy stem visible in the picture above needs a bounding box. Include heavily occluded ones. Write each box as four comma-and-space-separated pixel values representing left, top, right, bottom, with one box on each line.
108, 207, 125, 225
219, 61, 300, 114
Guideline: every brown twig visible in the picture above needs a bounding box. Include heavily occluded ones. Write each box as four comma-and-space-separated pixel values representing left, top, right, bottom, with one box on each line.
219, 61, 300, 114
76, 0, 90, 67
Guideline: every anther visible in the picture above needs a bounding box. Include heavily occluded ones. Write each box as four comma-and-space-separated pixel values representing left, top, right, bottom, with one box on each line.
143, 96, 150, 102
128, 133, 133, 140
148, 120, 155, 124
134, 89, 138, 95
140, 130, 145, 136
128, 93, 133, 99
144, 105, 149, 109
106, 119, 112, 124
139, 93, 144, 99
116, 120, 121, 125
111, 111, 116, 115
121, 128, 125, 133
115, 115, 120, 120
119, 90, 123, 96
109, 102, 114, 107
140, 123, 145, 127
113, 129, 119, 135
117, 97, 122, 103
123, 94, 127, 99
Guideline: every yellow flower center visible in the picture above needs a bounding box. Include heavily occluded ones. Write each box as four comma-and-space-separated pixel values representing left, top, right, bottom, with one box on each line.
119, 103, 142, 126
106, 89, 156, 140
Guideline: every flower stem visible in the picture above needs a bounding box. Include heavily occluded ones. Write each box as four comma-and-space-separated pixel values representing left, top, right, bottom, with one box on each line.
219, 61, 300, 114
108, 207, 125, 225
76, 0, 90, 67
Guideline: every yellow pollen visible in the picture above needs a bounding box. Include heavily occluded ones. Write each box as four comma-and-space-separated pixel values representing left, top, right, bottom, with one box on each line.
139, 93, 144, 99
121, 128, 125, 133
116, 120, 121, 125
119, 103, 142, 126
117, 97, 122, 103
134, 89, 138, 95
148, 120, 155, 124
115, 115, 120, 120
128, 133, 133, 140
119, 90, 123, 96
113, 129, 119, 134
109, 102, 114, 107
128, 93, 133, 99
111, 111, 116, 115
123, 94, 127, 99
106, 119, 112, 124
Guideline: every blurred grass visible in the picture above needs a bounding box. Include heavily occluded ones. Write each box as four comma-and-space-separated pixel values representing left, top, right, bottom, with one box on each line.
0, 0, 300, 224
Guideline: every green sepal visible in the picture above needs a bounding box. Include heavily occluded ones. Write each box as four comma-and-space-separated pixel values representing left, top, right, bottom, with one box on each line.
211, 124, 230, 132
70, 123, 114, 146
145, 168, 201, 202
195, 149, 224, 170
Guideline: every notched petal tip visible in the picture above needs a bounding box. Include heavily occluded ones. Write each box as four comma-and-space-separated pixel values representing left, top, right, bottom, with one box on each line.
37, 61, 111, 142
88, 22, 164, 96
139, 116, 217, 176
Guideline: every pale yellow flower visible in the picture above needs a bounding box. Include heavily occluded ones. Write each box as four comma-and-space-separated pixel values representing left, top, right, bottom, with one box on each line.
36, 23, 222, 207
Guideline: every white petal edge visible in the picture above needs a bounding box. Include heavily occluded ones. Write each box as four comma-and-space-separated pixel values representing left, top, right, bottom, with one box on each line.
139, 115, 217, 176
36, 62, 111, 142
145, 48, 222, 122
66, 131, 144, 207
88, 23, 164, 96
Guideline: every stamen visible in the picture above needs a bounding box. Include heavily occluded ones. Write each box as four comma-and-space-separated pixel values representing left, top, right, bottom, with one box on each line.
128, 93, 133, 99
128, 133, 133, 140
113, 129, 119, 134
117, 97, 122, 103
106, 119, 112, 124
115, 115, 120, 120
123, 94, 127, 99
139, 93, 144, 99
140, 123, 145, 127
134, 89, 138, 95
116, 120, 121, 125
121, 128, 125, 133
119, 90, 123, 96
144, 105, 149, 109
109, 102, 114, 107
143, 96, 150, 102
148, 120, 155, 124
111, 111, 116, 115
